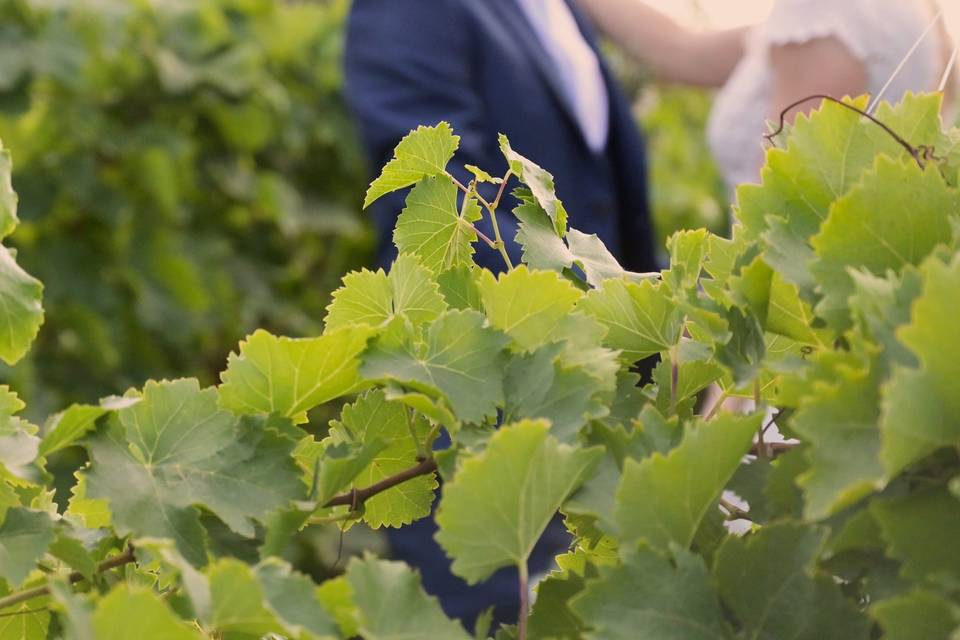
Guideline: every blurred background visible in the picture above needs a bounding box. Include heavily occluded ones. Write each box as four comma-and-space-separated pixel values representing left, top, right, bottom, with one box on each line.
0, 0, 955, 579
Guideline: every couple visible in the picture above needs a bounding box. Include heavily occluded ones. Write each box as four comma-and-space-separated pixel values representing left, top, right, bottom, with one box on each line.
343, 0, 953, 628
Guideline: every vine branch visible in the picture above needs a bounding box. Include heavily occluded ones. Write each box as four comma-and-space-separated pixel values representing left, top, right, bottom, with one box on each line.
323, 456, 438, 508
0, 546, 137, 611
763, 94, 925, 168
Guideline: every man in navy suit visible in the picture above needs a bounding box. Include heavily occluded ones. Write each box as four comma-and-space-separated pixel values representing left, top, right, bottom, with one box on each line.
344, 0, 656, 629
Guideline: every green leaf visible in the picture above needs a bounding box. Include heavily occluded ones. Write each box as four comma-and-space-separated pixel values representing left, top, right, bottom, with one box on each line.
298, 437, 386, 506
0, 246, 43, 366
0, 388, 39, 480
513, 197, 575, 272
566, 229, 658, 286
615, 413, 760, 551
219, 327, 373, 423
571, 547, 731, 640
664, 228, 709, 291
48, 534, 97, 581
527, 571, 587, 640
499, 135, 567, 235
39, 404, 109, 457
510, 194, 656, 286
0, 143, 18, 240
364, 122, 460, 208
91, 586, 200, 640
871, 591, 959, 640
714, 523, 870, 640
435, 420, 602, 583
791, 353, 885, 520
345, 554, 471, 640
879, 256, 960, 476
871, 488, 960, 586
465, 164, 501, 184
810, 157, 957, 327
578, 279, 683, 361
502, 344, 608, 443
478, 265, 582, 350
360, 310, 510, 424
325, 253, 446, 332
393, 176, 481, 273
326, 390, 438, 527
436, 266, 482, 311
84, 379, 303, 566
255, 559, 340, 639
0, 598, 49, 640
0, 507, 54, 586
201, 559, 338, 638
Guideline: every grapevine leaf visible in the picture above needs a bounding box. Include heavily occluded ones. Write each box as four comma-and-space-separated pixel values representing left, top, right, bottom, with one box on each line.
578, 278, 684, 361
435, 420, 602, 583
255, 559, 340, 639
502, 344, 608, 443
464, 164, 501, 184
325, 253, 446, 332
879, 256, 960, 476
566, 228, 658, 286
84, 379, 304, 566
791, 353, 885, 520
326, 390, 438, 528
615, 413, 761, 551
0, 245, 43, 366
0, 388, 39, 480
0, 507, 54, 586
513, 197, 575, 272
871, 590, 959, 640
393, 176, 481, 273
0, 599, 49, 640
202, 559, 338, 638
499, 135, 567, 235
571, 547, 731, 640
871, 488, 960, 586
848, 267, 923, 368
39, 404, 109, 457
49, 580, 93, 640
478, 265, 582, 350
360, 311, 510, 424
48, 534, 96, 581
436, 266, 482, 311
219, 326, 373, 423
344, 554, 471, 640
714, 523, 870, 640
364, 122, 459, 208
664, 228, 709, 291
527, 571, 587, 640
90, 586, 200, 640
810, 157, 957, 328
298, 438, 386, 506
0, 143, 17, 240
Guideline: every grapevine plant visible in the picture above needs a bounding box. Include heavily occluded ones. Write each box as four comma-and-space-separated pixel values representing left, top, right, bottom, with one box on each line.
2, 92, 960, 639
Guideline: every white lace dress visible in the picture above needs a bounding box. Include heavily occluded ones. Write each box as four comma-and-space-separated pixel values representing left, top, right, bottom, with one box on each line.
706, 0, 947, 194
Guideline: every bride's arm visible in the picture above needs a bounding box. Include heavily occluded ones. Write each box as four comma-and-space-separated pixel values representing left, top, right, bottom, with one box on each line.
768, 37, 868, 124
576, 0, 747, 87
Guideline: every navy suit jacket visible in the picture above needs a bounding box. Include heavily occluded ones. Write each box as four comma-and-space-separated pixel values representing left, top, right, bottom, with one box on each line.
345, 0, 656, 273
343, 0, 655, 630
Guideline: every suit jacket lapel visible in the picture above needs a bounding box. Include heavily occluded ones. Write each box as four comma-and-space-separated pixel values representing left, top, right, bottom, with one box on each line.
491, 0, 583, 140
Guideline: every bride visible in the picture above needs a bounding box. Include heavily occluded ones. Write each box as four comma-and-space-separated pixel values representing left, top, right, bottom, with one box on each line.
577, 0, 957, 194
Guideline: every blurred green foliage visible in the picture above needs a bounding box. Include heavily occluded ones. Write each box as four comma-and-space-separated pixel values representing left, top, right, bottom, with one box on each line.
0, 0, 370, 415
638, 86, 728, 245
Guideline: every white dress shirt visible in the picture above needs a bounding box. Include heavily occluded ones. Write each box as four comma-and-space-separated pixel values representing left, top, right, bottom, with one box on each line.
515, 0, 610, 152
